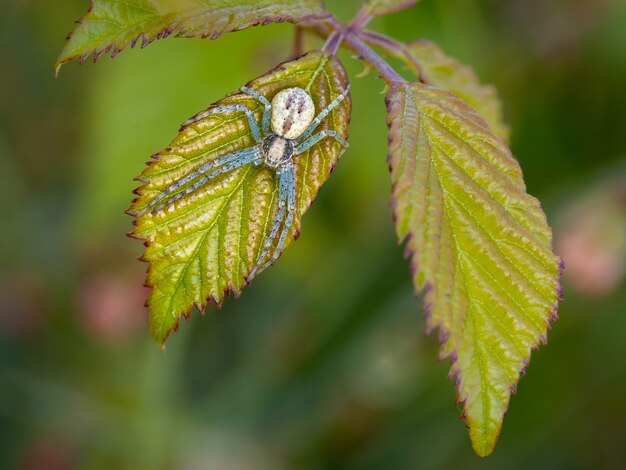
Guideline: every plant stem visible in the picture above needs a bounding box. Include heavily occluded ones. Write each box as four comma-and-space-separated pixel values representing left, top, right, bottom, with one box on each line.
351, 5, 373, 30
292, 26, 304, 58
359, 30, 426, 83
322, 30, 344, 55
307, 16, 406, 86
343, 31, 405, 86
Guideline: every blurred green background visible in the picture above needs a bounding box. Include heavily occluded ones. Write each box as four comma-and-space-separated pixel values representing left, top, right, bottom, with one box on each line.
1, 0, 626, 468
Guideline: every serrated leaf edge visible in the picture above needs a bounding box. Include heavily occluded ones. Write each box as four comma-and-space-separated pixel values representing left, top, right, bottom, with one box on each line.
55, 1, 330, 75
385, 82, 563, 456
126, 51, 350, 347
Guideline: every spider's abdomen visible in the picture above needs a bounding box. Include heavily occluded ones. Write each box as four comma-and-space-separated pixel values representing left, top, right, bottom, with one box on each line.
270, 87, 315, 140
262, 134, 294, 169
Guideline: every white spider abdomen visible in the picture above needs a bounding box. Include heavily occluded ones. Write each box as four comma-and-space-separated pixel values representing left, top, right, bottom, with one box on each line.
270, 87, 315, 140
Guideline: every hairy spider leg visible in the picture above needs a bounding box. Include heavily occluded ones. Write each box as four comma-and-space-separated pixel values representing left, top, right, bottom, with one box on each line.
150, 148, 261, 214
248, 163, 293, 280
295, 130, 348, 155
251, 163, 297, 277
297, 84, 351, 143
183, 104, 263, 143
139, 148, 256, 216
247, 204, 285, 280
240, 87, 271, 135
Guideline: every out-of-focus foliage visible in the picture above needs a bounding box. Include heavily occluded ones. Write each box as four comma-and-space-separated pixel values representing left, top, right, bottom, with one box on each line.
130, 51, 350, 345
55, 0, 328, 74
2, 0, 626, 468
555, 172, 626, 297
386, 82, 561, 455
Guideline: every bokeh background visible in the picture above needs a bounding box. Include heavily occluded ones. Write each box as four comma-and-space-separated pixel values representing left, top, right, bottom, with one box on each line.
2, 0, 626, 468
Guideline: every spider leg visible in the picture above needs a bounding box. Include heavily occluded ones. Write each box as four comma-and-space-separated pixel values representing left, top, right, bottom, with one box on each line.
183, 104, 263, 143
247, 163, 293, 280
297, 84, 351, 143
139, 148, 257, 217
294, 130, 348, 155
240, 87, 271, 135
150, 148, 260, 215
251, 162, 297, 277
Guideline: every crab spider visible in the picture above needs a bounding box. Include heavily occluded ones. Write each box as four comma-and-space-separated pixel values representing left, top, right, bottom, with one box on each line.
140, 84, 350, 280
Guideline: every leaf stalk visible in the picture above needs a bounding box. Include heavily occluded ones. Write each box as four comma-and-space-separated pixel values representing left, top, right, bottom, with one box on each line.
343, 31, 405, 85
305, 16, 406, 86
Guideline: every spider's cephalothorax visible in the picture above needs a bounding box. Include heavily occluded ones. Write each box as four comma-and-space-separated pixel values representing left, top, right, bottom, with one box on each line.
261, 134, 294, 170
140, 84, 350, 280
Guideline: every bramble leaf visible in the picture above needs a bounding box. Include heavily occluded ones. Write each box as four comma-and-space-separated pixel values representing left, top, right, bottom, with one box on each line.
386, 82, 561, 456
55, 0, 329, 74
362, 0, 419, 17
128, 51, 351, 346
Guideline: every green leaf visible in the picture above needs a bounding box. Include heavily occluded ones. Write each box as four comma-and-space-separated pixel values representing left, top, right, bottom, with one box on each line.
55, 0, 329, 74
362, 0, 419, 17
385, 82, 561, 456
128, 51, 351, 346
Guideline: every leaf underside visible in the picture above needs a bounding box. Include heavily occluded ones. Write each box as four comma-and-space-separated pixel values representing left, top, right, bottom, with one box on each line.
364, 0, 419, 17
129, 51, 351, 346
386, 82, 561, 456
55, 0, 329, 74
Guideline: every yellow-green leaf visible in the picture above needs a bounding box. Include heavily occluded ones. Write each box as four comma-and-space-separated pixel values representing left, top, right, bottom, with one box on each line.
55, 0, 329, 74
385, 82, 561, 456
128, 51, 351, 346
363, 0, 419, 17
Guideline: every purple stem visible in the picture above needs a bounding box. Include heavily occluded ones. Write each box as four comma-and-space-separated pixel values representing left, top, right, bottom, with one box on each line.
351, 6, 373, 30
322, 30, 344, 55
292, 26, 304, 58
359, 30, 426, 83
307, 17, 406, 86
343, 31, 405, 85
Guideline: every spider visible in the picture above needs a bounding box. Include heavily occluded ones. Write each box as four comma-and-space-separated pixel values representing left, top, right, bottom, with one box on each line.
139, 84, 350, 280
